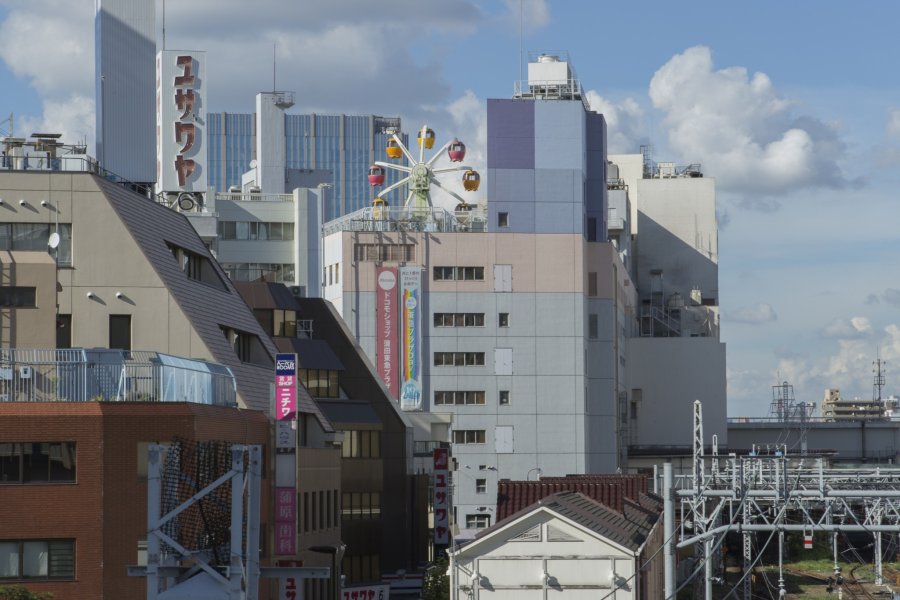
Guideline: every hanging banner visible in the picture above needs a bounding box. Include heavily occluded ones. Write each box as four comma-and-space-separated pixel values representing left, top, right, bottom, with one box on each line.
375, 267, 399, 399
275, 353, 298, 421
433, 448, 450, 545
399, 267, 422, 411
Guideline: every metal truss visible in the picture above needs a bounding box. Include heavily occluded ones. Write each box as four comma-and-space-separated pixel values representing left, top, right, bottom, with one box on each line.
663, 401, 900, 600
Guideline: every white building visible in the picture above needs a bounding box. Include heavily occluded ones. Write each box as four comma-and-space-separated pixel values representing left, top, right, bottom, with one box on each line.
449, 491, 663, 600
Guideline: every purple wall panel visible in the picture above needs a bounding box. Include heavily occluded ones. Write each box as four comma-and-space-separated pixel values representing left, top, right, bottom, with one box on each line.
487, 99, 534, 169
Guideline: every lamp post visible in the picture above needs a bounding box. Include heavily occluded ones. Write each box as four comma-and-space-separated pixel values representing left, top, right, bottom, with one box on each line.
310, 543, 346, 600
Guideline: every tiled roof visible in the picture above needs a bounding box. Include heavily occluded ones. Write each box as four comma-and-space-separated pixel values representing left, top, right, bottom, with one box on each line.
496, 474, 649, 520
479, 490, 662, 552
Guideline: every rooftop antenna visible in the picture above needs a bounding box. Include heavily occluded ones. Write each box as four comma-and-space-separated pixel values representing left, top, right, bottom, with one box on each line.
0, 113, 12, 138
273, 42, 277, 92
873, 348, 886, 403
518, 0, 524, 85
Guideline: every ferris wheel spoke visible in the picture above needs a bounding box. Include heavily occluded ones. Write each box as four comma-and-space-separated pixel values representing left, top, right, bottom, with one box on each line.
378, 176, 410, 198
404, 190, 415, 209
429, 175, 468, 205
392, 134, 417, 165
432, 165, 472, 174
374, 161, 411, 173
426, 141, 454, 167
419, 125, 427, 163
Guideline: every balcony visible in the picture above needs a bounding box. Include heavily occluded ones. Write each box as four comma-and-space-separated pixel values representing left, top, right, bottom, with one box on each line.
0, 348, 236, 406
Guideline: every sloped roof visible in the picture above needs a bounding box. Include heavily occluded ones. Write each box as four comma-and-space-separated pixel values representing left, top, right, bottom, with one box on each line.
476, 490, 662, 553
96, 177, 328, 429
496, 474, 649, 520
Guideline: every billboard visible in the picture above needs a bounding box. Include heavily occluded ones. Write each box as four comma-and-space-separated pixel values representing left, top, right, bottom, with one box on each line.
275, 353, 297, 421
274, 486, 297, 555
433, 448, 450, 545
375, 267, 399, 398
399, 267, 422, 411
156, 50, 207, 194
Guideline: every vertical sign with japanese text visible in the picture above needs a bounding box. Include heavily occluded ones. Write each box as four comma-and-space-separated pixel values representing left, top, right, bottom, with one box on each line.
433, 448, 450, 545
155, 50, 207, 194
399, 266, 422, 411
375, 267, 398, 398
275, 353, 297, 421
275, 486, 297, 556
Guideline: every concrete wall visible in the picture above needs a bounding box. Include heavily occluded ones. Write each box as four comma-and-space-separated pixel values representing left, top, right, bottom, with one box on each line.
635, 177, 718, 303
0, 251, 57, 348
626, 336, 727, 447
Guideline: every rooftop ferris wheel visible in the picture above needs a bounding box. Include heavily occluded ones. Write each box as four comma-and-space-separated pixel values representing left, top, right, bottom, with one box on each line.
367, 125, 480, 214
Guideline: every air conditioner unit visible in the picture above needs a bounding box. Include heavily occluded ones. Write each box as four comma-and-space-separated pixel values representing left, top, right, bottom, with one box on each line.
18, 366, 32, 379
289, 286, 305, 298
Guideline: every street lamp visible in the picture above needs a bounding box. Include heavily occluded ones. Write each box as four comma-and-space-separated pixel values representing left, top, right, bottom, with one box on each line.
310, 543, 346, 600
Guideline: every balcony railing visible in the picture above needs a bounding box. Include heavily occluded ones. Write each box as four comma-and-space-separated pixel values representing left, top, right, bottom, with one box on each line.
0, 348, 236, 406
323, 206, 487, 236
214, 192, 293, 203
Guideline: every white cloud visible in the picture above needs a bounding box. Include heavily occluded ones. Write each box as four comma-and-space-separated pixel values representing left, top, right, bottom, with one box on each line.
888, 108, 900, 137
823, 316, 873, 340
648, 46, 851, 198
728, 303, 777, 325
585, 91, 648, 154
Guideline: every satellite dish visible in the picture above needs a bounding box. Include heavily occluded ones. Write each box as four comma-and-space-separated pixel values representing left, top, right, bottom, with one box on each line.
48, 232, 61, 249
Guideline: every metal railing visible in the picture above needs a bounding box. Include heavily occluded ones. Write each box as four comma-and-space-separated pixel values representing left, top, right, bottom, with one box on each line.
323, 206, 487, 236
413, 440, 450, 457
214, 192, 293, 203
0, 348, 236, 406
1, 154, 157, 199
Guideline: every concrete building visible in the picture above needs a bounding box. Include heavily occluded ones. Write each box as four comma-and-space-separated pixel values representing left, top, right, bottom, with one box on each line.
321, 54, 639, 538
448, 491, 663, 600
236, 282, 432, 583
207, 106, 405, 221
95, 0, 156, 185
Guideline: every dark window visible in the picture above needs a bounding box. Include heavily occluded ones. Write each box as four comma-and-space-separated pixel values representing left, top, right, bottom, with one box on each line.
466, 514, 491, 529
476, 479, 487, 494
498, 212, 509, 227
433, 313, 484, 328
319, 490, 325, 530
339, 430, 382, 458
220, 326, 272, 367
434, 391, 486, 405
311, 490, 317, 531
433, 266, 484, 281
168, 243, 228, 291
498, 313, 510, 328
589, 314, 599, 339
299, 369, 340, 398
0, 539, 74, 579
109, 315, 131, 351
56, 314, 71, 349
588, 272, 598, 297
353, 243, 415, 262
452, 430, 485, 444
0, 287, 35, 308
434, 352, 485, 367
0, 443, 76, 484
340, 492, 382, 520
499, 390, 510, 406
303, 492, 310, 533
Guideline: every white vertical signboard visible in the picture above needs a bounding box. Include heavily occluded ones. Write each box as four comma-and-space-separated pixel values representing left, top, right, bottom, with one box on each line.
156, 50, 207, 194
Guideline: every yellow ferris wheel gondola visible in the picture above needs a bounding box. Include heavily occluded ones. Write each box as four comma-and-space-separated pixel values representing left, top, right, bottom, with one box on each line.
372, 197, 388, 220
417, 128, 435, 149
386, 139, 403, 159
462, 170, 480, 192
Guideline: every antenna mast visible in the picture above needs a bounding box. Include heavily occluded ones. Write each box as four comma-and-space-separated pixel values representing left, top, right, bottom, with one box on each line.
873, 349, 886, 403
273, 43, 277, 92
161, 0, 166, 50
519, 0, 524, 85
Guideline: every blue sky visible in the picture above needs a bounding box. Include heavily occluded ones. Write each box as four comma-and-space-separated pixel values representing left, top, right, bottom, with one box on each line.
3, 0, 900, 416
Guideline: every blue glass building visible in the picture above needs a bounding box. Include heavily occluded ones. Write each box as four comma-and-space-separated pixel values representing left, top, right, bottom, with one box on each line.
207, 113, 406, 221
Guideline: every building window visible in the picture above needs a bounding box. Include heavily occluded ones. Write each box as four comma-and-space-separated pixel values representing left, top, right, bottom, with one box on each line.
353, 243, 414, 262
433, 266, 484, 281
221, 263, 295, 283
341, 492, 382, 520
0, 223, 72, 267
168, 243, 228, 290
299, 369, 339, 398
499, 390, 510, 406
452, 430, 485, 445
303, 492, 310, 533
498, 212, 509, 228
465, 514, 491, 529
588, 272, 598, 297
588, 314, 599, 339
475, 479, 486, 494
220, 326, 272, 367
217, 220, 294, 241
56, 314, 72, 349
0, 442, 76, 484
434, 391, 485, 406
0, 539, 74, 579
109, 315, 132, 351
339, 430, 382, 458
433, 352, 485, 367
433, 313, 484, 327
498, 313, 510, 328
0, 287, 35, 308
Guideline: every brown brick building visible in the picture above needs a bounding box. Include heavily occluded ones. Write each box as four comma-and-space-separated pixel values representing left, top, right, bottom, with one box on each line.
0, 401, 269, 600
